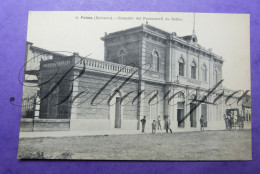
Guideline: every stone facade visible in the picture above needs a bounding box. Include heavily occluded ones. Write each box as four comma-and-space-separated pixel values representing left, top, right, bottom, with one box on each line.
20, 24, 251, 132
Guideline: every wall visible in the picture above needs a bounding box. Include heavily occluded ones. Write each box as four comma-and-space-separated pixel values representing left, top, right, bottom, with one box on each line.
38, 58, 74, 119
104, 33, 140, 68
70, 67, 140, 131
20, 118, 70, 132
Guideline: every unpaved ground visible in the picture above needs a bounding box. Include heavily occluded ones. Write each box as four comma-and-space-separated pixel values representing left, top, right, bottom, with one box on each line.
18, 130, 252, 160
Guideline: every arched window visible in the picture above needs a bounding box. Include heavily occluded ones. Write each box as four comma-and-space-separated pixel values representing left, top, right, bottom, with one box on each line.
191, 61, 196, 79
152, 51, 159, 71
202, 64, 207, 81
189, 94, 197, 100
179, 57, 185, 76
118, 49, 127, 64
178, 91, 185, 99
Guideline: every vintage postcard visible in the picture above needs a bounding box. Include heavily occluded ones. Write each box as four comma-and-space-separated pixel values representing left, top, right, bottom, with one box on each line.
17, 11, 251, 160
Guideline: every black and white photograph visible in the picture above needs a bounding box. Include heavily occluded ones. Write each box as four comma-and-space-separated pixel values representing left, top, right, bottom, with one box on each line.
17, 11, 251, 160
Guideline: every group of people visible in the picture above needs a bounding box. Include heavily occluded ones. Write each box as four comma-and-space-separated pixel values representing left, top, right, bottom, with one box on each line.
140, 115, 173, 134
223, 113, 234, 130
140, 115, 207, 133
140, 113, 242, 133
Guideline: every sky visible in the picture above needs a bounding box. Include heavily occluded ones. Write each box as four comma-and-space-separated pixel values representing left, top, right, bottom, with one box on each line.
27, 11, 251, 91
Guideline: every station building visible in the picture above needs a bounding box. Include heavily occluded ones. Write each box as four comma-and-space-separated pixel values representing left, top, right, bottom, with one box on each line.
20, 24, 251, 132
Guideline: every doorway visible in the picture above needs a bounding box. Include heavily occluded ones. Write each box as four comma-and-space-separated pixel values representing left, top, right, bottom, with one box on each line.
115, 97, 121, 128
190, 103, 197, 127
201, 104, 207, 127
177, 102, 185, 128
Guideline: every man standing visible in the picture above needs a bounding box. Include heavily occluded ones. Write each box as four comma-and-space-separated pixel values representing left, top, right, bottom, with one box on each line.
140, 116, 146, 133
223, 114, 228, 130
228, 115, 233, 131
164, 115, 173, 133
157, 116, 162, 130
200, 116, 205, 131
152, 120, 157, 134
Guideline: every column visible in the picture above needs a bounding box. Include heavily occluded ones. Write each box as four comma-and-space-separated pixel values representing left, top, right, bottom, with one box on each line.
169, 86, 177, 130
185, 87, 191, 129
186, 50, 189, 78
137, 81, 146, 130
197, 89, 202, 131
69, 70, 80, 130
137, 35, 146, 130
165, 42, 172, 82
209, 57, 214, 88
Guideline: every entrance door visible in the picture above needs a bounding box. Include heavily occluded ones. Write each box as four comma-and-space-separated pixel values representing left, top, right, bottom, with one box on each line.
201, 104, 207, 127
150, 99, 158, 121
190, 103, 197, 127
177, 102, 185, 127
115, 97, 121, 128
